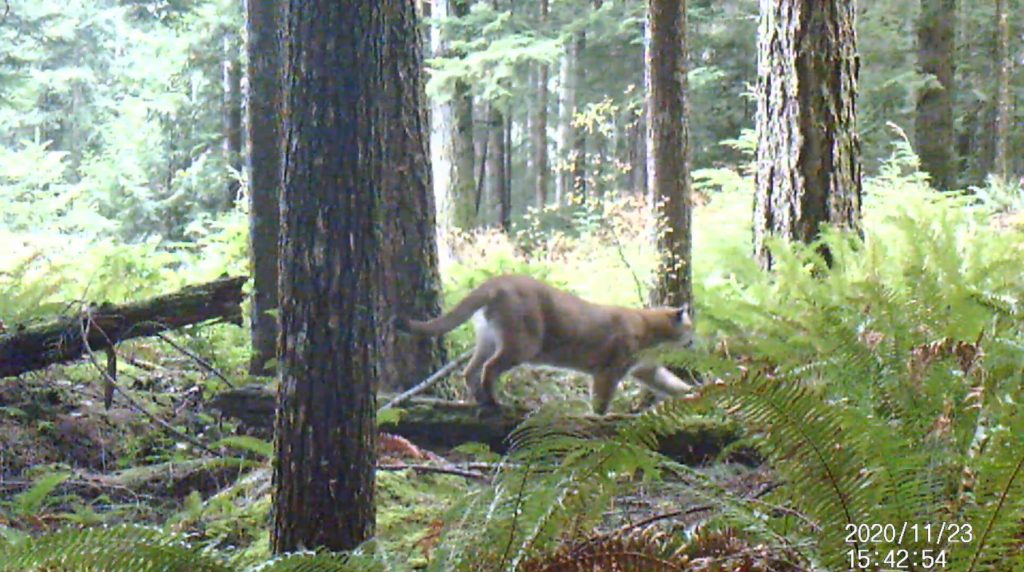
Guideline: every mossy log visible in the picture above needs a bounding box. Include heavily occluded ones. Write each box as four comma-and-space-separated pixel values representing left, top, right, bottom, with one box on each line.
210, 386, 748, 465
0, 276, 247, 378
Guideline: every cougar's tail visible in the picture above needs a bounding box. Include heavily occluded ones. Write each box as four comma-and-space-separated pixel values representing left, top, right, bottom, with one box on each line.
395, 285, 494, 337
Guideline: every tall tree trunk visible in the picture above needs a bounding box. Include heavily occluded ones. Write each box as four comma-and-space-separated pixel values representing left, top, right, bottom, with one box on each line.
532, 0, 551, 207
556, 39, 578, 205
222, 30, 243, 208
915, 0, 956, 190
273, 0, 390, 553
629, 107, 648, 196
487, 106, 508, 229
646, 0, 691, 307
753, 0, 862, 270
994, 0, 1012, 181
381, 0, 447, 390
244, 0, 281, 377
430, 0, 477, 230
570, 31, 588, 202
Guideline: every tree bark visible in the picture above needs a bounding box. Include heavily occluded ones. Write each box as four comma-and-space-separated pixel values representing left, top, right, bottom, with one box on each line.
570, 31, 588, 202
915, 0, 956, 190
0, 277, 246, 379
222, 30, 243, 208
487, 106, 509, 229
380, 0, 447, 390
646, 0, 691, 308
994, 0, 1011, 181
531, 0, 551, 208
430, 0, 477, 231
753, 0, 862, 270
556, 38, 578, 205
244, 0, 281, 377
273, 0, 392, 553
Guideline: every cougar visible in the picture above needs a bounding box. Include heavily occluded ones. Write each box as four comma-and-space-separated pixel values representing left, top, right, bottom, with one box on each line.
395, 274, 695, 414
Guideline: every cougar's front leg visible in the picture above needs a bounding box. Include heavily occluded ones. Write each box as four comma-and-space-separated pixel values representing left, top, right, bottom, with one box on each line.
631, 363, 693, 396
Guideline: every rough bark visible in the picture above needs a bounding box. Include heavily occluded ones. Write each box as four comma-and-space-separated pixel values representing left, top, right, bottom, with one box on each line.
210, 388, 748, 465
273, 0, 389, 553
753, 0, 862, 270
994, 0, 1011, 181
487, 105, 509, 229
380, 0, 447, 390
556, 38, 578, 205
646, 0, 691, 308
915, 0, 956, 190
0, 277, 246, 378
430, 0, 477, 230
222, 30, 243, 208
629, 108, 648, 196
531, 0, 551, 208
244, 0, 281, 377
570, 31, 588, 202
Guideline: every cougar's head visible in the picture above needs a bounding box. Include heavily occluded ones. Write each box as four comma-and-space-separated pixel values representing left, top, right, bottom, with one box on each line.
670, 303, 695, 348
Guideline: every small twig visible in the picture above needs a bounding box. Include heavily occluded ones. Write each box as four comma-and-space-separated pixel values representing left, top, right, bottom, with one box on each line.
79, 312, 219, 456
154, 331, 235, 388
378, 463, 487, 481
379, 350, 472, 411
608, 224, 646, 306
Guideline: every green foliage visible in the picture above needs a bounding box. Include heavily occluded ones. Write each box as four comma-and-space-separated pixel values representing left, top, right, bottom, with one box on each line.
0, 524, 386, 572
10, 471, 71, 517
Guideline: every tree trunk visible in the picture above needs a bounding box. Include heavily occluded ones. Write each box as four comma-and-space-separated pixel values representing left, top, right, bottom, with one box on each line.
487, 106, 508, 230
994, 0, 1011, 181
430, 0, 477, 231
380, 0, 447, 390
629, 108, 648, 196
273, 0, 391, 553
222, 30, 243, 208
646, 0, 691, 308
531, 0, 551, 208
915, 0, 956, 190
753, 0, 862, 270
570, 32, 588, 202
556, 39, 578, 205
244, 0, 281, 377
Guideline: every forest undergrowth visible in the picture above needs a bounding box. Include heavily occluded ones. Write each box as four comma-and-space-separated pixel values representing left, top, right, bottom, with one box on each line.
3, 141, 1024, 570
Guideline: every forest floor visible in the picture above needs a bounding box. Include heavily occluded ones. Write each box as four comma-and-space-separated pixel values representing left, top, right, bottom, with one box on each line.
0, 341, 772, 567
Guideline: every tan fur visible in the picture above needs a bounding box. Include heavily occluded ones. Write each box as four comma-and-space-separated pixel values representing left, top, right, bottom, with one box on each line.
395, 274, 695, 414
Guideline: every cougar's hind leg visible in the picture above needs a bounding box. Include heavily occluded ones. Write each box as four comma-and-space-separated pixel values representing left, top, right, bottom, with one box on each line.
478, 348, 518, 407
464, 313, 497, 404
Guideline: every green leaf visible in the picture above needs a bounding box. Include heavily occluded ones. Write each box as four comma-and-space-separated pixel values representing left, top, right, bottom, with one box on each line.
14, 471, 71, 516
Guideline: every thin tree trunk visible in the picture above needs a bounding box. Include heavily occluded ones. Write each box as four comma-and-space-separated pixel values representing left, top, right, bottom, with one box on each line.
487, 106, 507, 229
556, 40, 578, 205
222, 30, 243, 208
244, 0, 280, 377
273, 0, 389, 553
753, 0, 862, 270
381, 0, 447, 390
994, 0, 1012, 181
915, 0, 956, 190
503, 112, 513, 229
571, 31, 587, 202
430, 0, 477, 230
646, 0, 691, 307
532, 0, 551, 207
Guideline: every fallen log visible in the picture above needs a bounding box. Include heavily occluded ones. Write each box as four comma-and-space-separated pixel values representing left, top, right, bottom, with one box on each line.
0, 276, 247, 378
210, 386, 748, 465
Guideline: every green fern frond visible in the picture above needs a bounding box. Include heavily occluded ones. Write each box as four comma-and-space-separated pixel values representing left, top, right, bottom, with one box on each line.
709, 374, 879, 568
251, 551, 384, 572
0, 524, 231, 572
